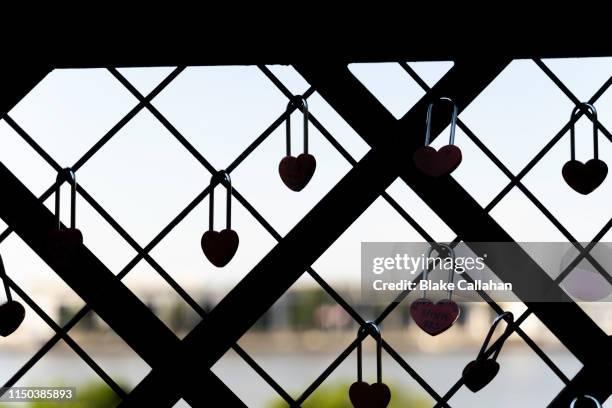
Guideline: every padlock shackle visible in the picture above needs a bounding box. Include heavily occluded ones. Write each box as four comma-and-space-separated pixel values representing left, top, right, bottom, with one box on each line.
570, 103, 599, 161
356, 321, 383, 384
570, 395, 601, 408
0, 254, 11, 303
285, 96, 309, 156
421, 243, 456, 300
54, 168, 77, 230
477, 311, 514, 362
209, 170, 232, 231
424, 97, 458, 146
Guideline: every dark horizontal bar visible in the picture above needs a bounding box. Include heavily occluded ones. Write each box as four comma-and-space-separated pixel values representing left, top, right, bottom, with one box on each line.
14, 36, 612, 67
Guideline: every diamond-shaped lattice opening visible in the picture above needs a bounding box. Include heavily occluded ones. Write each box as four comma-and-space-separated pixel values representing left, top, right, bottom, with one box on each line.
173, 398, 192, 408
0, 234, 86, 324
235, 274, 355, 397
67, 311, 151, 391
120, 260, 202, 338
116, 67, 178, 95
385, 179, 454, 241
148, 187, 276, 308
490, 188, 567, 242
10, 338, 123, 406
348, 62, 425, 119
8, 68, 137, 165
541, 57, 612, 101
460, 59, 574, 175
78, 109, 210, 245
152, 66, 289, 169
211, 347, 279, 408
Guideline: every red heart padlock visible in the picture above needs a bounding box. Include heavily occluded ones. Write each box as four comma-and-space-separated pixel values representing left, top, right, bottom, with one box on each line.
413, 97, 462, 178
413, 145, 462, 178
201, 171, 239, 268
410, 298, 460, 336
349, 322, 391, 408
278, 96, 316, 191
279, 153, 316, 192
562, 160, 608, 195
562, 103, 608, 195
349, 382, 391, 408
201, 229, 239, 268
410, 244, 460, 336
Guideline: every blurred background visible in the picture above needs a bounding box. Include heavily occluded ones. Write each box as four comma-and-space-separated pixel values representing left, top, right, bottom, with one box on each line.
0, 58, 610, 407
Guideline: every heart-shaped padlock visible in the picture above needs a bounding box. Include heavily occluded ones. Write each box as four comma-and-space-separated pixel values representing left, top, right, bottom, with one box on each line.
562, 103, 608, 195
413, 97, 462, 177
278, 96, 316, 191
410, 244, 460, 336
349, 322, 391, 408
462, 311, 514, 392
0, 254, 25, 337
201, 171, 239, 267
48, 168, 83, 266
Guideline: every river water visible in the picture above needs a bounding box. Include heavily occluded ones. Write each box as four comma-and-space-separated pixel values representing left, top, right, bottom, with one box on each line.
0, 348, 607, 407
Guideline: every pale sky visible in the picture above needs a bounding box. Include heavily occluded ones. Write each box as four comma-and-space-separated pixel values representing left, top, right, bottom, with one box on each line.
0, 57, 611, 308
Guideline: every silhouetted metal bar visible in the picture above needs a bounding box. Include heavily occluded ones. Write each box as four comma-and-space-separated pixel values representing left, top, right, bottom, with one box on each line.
0, 163, 244, 407
118, 60, 507, 407
24, 38, 612, 68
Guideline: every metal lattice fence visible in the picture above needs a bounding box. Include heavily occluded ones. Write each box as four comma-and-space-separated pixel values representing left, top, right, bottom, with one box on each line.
0, 55, 609, 408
